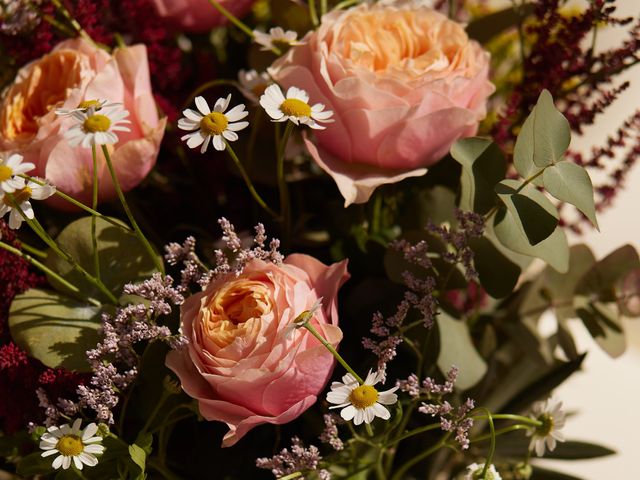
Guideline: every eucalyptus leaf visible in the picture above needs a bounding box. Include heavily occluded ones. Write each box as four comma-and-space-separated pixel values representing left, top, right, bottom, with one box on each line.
466, 4, 535, 43
530, 466, 585, 480
436, 312, 487, 390
495, 179, 559, 245
492, 432, 615, 460
493, 206, 569, 273
514, 90, 571, 178
576, 244, 640, 301
469, 237, 521, 298
576, 302, 626, 358
9, 288, 104, 371
543, 161, 598, 228
45, 216, 160, 302
451, 137, 506, 214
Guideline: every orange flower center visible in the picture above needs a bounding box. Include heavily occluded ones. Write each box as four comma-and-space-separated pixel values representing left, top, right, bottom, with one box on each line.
78, 100, 102, 110
0, 165, 13, 182
83, 114, 111, 133
349, 385, 379, 409
280, 98, 311, 118
3, 186, 32, 207
200, 112, 228, 136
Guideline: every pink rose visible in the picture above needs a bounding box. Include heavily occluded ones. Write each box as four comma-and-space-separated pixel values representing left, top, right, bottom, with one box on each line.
0, 39, 166, 210
269, 1, 495, 206
166, 255, 350, 446
151, 0, 256, 33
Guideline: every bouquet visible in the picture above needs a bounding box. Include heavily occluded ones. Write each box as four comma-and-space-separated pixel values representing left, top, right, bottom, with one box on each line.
0, 0, 639, 478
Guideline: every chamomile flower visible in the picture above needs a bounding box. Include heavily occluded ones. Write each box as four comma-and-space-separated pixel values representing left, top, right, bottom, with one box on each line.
0, 177, 55, 229
260, 84, 333, 130
253, 27, 304, 52
40, 419, 104, 470
178, 95, 249, 153
465, 463, 502, 480
0, 153, 34, 194
238, 69, 271, 104
327, 370, 398, 425
63, 103, 131, 148
526, 396, 566, 456
55, 99, 108, 117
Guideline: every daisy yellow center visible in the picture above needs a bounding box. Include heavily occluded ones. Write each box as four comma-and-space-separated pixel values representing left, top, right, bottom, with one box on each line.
200, 112, 228, 136
3, 186, 31, 206
78, 100, 102, 110
83, 114, 111, 133
55, 434, 84, 456
349, 385, 379, 409
536, 413, 554, 436
280, 98, 311, 118
0, 165, 12, 182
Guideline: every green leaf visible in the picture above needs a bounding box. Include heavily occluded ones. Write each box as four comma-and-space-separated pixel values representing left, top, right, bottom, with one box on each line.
9, 288, 103, 371
45, 216, 160, 302
129, 443, 147, 474
495, 179, 559, 245
545, 440, 616, 459
514, 90, 571, 177
436, 312, 487, 390
17, 451, 54, 476
469, 237, 521, 298
543, 161, 598, 228
135, 432, 154, 456
530, 466, 585, 480
576, 301, 626, 358
466, 4, 535, 43
493, 206, 569, 273
451, 137, 506, 214
577, 244, 640, 300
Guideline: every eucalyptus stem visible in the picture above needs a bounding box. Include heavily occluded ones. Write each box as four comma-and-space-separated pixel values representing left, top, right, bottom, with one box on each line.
0, 240, 101, 306
100, 145, 164, 274
90, 144, 100, 280
223, 140, 279, 219
277, 122, 294, 247
300, 321, 364, 384
19, 175, 132, 232
390, 432, 451, 480
308, 0, 320, 26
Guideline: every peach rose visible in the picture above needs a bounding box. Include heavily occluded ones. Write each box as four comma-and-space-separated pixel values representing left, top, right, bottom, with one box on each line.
151, 0, 256, 33
269, 0, 495, 206
166, 254, 350, 446
0, 39, 166, 209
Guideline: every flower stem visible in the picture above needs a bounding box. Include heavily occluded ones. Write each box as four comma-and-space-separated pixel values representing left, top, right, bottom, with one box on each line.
386, 422, 441, 446
100, 145, 164, 274
19, 174, 132, 232
183, 79, 239, 111
476, 408, 496, 479
390, 432, 451, 480
300, 321, 364, 384
470, 424, 531, 444
223, 140, 280, 219
0, 240, 100, 306
19, 241, 47, 259
90, 144, 101, 280
477, 413, 542, 427
308, 0, 320, 26
50, 0, 96, 46
277, 122, 294, 248
279, 473, 303, 480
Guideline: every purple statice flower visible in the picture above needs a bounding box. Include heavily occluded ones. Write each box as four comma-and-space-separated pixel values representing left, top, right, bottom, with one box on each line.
256, 437, 330, 479
319, 414, 344, 451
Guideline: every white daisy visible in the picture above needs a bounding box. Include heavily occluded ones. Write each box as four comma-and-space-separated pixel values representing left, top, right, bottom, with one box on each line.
39, 419, 105, 470
238, 69, 271, 104
526, 396, 566, 456
0, 153, 34, 194
178, 95, 249, 153
260, 84, 333, 130
327, 370, 398, 425
465, 463, 502, 480
253, 27, 304, 52
63, 103, 131, 148
0, 177, 55, 229
55, 99, 108, 117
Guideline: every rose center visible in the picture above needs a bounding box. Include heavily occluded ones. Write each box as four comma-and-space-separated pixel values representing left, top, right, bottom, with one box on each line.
3, 186, 31, 206
349, 385, 379, 409
280, 98, 311, 118
83, 114, 111, 133
78, 99, 102, 110
0, 165, 13, 182
200, 112, 228, 136
55, 435, 84, 456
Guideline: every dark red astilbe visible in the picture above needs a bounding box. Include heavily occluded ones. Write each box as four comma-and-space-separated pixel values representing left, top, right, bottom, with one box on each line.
491, 0, 640, 230
0, 222, 85, 433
